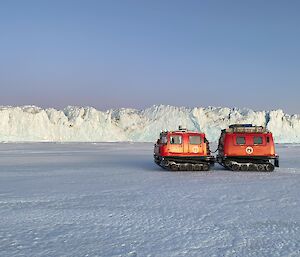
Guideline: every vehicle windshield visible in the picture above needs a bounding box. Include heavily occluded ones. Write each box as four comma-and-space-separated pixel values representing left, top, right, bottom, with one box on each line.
189, 135, 201, 144
236, 136, 245, 145
254, 136, 263, 144
170, 135, 182, 144
160, 135, 167, 144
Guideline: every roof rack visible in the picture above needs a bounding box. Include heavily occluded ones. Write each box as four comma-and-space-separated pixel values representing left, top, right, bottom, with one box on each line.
229, 124, 253, 128
226, 124, 268, 133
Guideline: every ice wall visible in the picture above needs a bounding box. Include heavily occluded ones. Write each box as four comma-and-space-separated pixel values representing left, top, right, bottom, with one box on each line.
0, 105, 299, 143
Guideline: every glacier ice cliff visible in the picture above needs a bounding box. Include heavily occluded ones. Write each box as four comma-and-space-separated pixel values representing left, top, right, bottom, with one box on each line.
0, 105, 299, 143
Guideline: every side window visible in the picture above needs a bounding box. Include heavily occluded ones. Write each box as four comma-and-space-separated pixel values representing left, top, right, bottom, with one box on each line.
266, 137, 270, 143
236, 136, 245, 145
254, 136, 263, 145
160, 136, 167, 144
189, 136, 201, 144
170, 135, 182, 144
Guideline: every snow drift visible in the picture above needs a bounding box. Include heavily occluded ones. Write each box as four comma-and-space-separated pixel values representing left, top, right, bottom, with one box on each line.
0, 105, 300, 143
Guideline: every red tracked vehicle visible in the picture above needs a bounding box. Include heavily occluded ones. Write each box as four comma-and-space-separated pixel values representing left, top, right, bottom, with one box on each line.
154, 126, 215, 171
217, 124, 279, 172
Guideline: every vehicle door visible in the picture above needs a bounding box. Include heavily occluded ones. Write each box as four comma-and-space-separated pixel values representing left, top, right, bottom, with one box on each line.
168, 134, 183, 154
188, 134, 204, 155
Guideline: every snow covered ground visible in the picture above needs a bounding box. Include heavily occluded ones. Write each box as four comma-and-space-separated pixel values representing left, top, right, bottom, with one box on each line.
0, 143, 300, 257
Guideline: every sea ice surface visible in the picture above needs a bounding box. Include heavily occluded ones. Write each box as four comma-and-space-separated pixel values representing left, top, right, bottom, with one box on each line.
0, 143, 299, 257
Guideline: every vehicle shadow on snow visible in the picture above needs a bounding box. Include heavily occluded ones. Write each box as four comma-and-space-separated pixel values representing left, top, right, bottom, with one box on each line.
141, 162, 274, 173
134, 159, 227, 173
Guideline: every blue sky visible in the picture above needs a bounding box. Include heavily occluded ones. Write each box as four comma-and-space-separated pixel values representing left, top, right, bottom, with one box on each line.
0, 0, 299, 113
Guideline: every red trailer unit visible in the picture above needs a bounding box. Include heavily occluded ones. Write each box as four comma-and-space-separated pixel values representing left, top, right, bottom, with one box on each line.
154, 126, 215, 171
217, 124, 279, 171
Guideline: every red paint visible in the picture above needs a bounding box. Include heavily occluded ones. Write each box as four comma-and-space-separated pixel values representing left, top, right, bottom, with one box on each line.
218, 131, 276, 157
154, 130, 210, 158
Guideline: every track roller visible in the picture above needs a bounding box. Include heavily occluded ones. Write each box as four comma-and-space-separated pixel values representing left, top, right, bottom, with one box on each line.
186, 163, 193, 171
241, 164, 248, 171
202, 163, 209, 171
257, 164, 265, 171
170, 163, 179, 171
179, 164, 188, 171
193, 164, 202, 171
224, 160, 231, 168
232, 163, 240, 171
265, 163, 275, 172
247, 164, 257, 171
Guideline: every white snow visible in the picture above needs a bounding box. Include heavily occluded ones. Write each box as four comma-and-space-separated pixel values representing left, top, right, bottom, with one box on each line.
1, 105, 300, 143
0, 142, 300, 257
